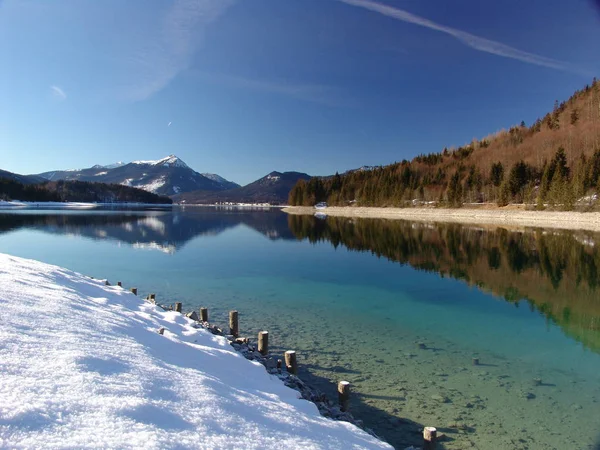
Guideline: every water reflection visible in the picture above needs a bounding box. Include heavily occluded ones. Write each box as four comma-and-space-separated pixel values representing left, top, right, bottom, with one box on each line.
288, 215, 600, 354
0, 208, 295, 253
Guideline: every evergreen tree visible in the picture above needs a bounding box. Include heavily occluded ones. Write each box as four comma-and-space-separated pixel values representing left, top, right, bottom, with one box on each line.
490, 162, 504, 187
498, 179, 510, 207
447, 172, 463, 207
571, 108, 579, 125
507, 160, 530, 201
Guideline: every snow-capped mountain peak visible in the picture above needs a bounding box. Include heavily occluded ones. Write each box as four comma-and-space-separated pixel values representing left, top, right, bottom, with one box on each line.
132, 155, 189, 169
34, 155, 239, 196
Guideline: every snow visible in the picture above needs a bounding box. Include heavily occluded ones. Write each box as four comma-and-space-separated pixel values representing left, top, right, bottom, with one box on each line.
0, 254, 390, 449
120, 176, 168, 193
172, 186, 181, 194
201, 173, 223, 182
0, 201, 97, 210
0, 201, 172, 210
103, 162, 125, 169
135, 176, 167, 194
132, 155, 189, 169
94, 171, 108, 176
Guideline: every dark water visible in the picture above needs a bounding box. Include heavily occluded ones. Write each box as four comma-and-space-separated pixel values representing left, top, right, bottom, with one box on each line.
1, 207, 599, 449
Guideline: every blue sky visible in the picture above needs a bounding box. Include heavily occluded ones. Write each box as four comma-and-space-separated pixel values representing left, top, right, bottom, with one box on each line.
1, 0, 599, 185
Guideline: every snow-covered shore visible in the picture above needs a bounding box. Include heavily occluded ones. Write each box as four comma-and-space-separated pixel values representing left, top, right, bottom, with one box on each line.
0, 254, 390, 449
0, 201, 172, 210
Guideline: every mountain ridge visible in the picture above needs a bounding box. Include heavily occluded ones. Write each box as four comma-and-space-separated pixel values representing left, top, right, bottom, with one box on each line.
175, 171, 312, 205
33, 155, 238, 197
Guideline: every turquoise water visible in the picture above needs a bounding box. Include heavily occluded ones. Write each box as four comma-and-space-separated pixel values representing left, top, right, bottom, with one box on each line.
1, 208, 599, 449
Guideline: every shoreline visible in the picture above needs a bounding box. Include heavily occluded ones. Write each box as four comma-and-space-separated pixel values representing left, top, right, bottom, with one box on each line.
0, 253, 392, 449
0, 200, 173, 210
283, 206, 600, 232
146, 296, 382, 436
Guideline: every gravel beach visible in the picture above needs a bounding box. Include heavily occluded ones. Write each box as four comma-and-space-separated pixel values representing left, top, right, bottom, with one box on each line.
283, 206, 600, 231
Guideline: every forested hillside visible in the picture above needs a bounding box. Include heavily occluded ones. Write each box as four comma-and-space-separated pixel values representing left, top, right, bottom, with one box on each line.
0, 178, 172, 204
290, 78, 600, 210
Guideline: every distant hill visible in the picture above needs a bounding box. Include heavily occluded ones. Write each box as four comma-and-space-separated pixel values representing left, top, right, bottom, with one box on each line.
290, 78, 600, 209
34, 155, 238, 197
175, 171, 312, 205
0, 169, 45, 185
0, 177, 171, 204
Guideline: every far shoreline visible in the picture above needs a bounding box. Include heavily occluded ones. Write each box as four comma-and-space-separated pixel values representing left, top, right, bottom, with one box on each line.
282, 205, 600, 232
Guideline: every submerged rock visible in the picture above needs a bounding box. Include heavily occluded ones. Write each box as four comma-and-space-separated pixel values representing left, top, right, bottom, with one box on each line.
431, 394, 450, 403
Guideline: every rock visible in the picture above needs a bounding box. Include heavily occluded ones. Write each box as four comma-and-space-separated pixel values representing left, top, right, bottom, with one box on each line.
186, 311, 199, 321
518, 390, 536, 400
431, 394, 450, 403
264, 358, 277, 370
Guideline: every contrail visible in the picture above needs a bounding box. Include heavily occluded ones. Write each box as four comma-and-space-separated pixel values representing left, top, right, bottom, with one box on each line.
339, 0, 581, 73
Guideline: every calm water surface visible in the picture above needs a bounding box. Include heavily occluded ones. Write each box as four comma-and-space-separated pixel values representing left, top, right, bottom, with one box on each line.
1, 207, 599, 449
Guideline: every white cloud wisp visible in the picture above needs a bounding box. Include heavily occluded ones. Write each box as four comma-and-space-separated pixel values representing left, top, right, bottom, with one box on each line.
125, 0, 235, 102
50, 85, 66, 100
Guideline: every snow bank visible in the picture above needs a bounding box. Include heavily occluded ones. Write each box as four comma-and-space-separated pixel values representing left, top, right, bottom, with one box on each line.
0, 254, 390, 449
0, 201, 172, 210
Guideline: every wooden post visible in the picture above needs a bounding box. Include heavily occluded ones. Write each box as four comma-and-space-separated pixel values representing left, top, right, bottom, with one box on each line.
423, 426, 437, 450
117, 281, 122, 287
175, 302, 182, 313
229, 310, 239, 337
472, 357, 480, 366
105, 280, 110, 286
200, 307, 208, 322
338, 381, 350, 412
130, 288, 137, 295
285, 350, 297, 375
158, 327, 165, 335
258, 331, 269, 355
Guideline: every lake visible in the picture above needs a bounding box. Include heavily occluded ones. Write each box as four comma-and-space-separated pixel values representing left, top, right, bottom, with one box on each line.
1, 207, 599, 449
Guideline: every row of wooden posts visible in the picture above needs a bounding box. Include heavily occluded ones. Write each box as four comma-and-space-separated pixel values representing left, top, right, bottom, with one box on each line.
115, 281, 438, 450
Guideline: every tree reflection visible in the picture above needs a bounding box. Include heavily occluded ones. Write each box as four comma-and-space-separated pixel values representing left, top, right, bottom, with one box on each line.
288, 215, 600, 353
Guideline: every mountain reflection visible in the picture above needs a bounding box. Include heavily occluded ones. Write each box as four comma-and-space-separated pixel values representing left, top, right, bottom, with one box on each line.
0, 208, 295, 253
288, 215, 600, 354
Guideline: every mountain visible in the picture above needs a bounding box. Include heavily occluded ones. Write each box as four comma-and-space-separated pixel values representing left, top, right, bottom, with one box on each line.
289, 78, 600, 209
0, 169, 45, 185
175, 171, 312, 205
201, 173, 240, 190
34, 155, 236, 197
0, 177, 171, 204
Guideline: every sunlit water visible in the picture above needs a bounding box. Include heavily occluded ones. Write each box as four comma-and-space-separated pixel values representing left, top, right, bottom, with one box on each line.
1, 207, 599, 449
